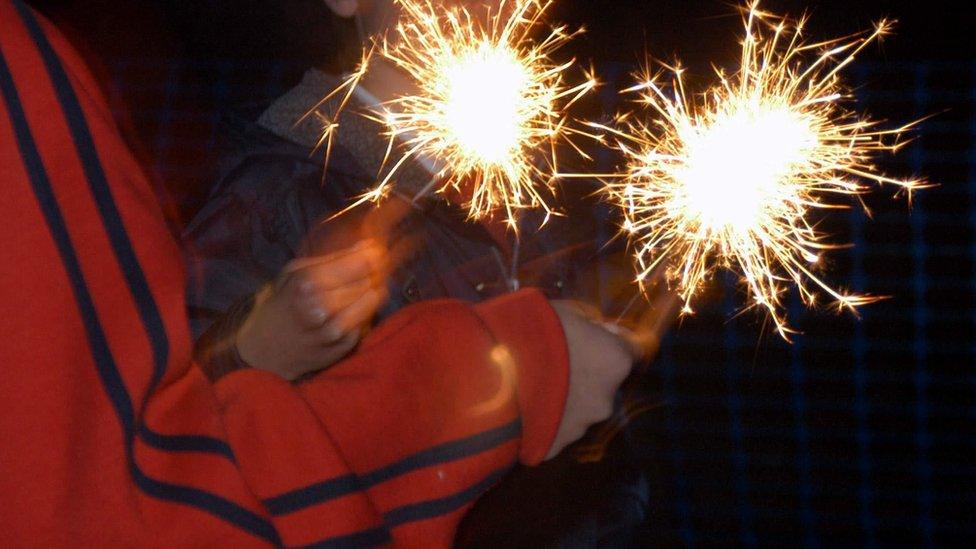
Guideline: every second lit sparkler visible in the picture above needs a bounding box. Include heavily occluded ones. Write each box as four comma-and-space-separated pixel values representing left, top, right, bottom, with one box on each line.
588, 3, 926, 338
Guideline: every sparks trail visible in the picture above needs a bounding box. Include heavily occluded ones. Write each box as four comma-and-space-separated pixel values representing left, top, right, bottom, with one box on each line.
305, 45, 375, 173
320, 0, 598, 228
592, 1, 928, 340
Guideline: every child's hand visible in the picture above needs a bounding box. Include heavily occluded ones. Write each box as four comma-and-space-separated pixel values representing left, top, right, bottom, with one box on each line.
235, 240, 389, 381
546, 300, 636, 459
545, 287, 678, 460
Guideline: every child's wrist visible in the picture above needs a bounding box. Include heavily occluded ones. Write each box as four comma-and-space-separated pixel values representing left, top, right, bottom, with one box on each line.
197, 291, 260, 382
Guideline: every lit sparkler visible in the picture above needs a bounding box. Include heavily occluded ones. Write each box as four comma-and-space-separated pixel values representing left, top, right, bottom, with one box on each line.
594, 2, 926, 338
325, 0, 597, 226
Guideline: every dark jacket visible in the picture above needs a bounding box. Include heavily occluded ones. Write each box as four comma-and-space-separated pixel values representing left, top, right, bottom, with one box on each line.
182, 112, 583, 342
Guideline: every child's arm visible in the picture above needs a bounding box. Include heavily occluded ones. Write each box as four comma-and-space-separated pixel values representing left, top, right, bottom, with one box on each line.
211, 289, 637, 547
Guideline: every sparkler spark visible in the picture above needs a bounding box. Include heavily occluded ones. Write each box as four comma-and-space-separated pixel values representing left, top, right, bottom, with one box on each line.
329, 0, 597, 226
596, 2, 926, 339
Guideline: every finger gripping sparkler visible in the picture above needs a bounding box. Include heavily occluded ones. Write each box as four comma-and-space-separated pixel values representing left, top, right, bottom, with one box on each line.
596, 2, 927, 340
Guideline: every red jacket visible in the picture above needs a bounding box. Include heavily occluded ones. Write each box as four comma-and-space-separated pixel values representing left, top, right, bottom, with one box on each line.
0, 1, 570, 546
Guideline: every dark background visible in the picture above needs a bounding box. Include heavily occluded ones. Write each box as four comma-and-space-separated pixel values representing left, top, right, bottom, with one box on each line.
30, 1, 976, 546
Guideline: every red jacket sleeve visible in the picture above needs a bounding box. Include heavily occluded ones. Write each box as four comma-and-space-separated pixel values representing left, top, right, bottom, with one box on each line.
215, 290, 569, 546
0, 2, 569, 547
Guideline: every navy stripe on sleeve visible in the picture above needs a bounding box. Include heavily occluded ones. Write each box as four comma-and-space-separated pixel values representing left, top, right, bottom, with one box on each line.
384, 466, 511, 527
10, 0, 235, 462
264, 419, 521, 516
298, 527, 392, 549
299, 466, 512, 547
0, 6, 135, 439
138, 424, 236, 461
1, 7, 277, 544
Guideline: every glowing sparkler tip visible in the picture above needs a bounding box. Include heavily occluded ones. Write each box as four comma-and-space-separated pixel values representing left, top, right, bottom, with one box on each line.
331, 0, 595, 224
441, 46, 532, 163
604, 1, 923, 339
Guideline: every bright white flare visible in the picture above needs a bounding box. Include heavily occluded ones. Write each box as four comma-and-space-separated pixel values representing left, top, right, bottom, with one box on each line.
442, 46, 532, 164
597, 2, 926, 339
677, 104, 816, 232
325, 0, 597, 226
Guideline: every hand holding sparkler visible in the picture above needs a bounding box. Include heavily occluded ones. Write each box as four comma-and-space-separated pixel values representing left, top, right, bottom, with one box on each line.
546, 299, 637, 459
235, 240, 389, 380
234, 198, 416, 380
544, 267, 680, 460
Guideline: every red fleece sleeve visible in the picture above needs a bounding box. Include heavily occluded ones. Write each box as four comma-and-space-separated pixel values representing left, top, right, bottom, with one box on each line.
213, 289, 569, 547
473, 289, 570, 465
